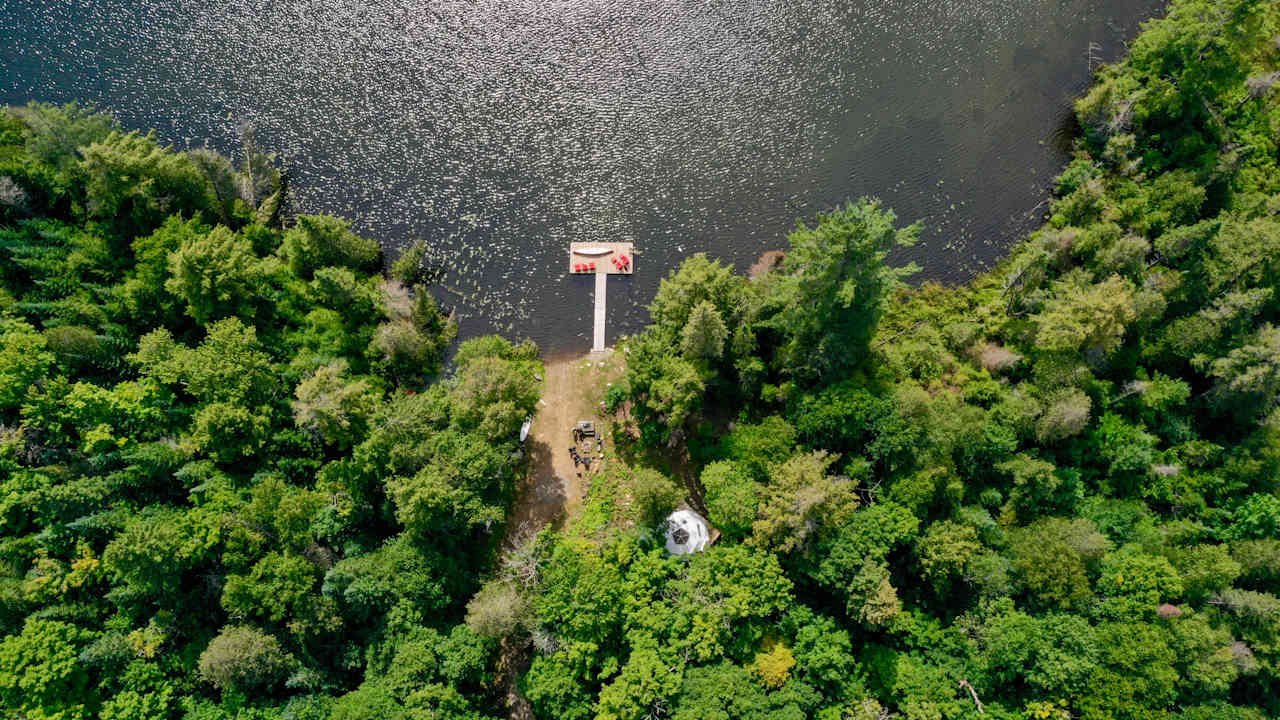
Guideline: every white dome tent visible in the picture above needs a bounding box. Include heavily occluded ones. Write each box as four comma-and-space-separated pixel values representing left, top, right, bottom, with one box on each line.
664, 509, 711, 555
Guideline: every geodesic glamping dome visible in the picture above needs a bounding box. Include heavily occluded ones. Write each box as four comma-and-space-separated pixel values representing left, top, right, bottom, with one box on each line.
664, 509, 710, 555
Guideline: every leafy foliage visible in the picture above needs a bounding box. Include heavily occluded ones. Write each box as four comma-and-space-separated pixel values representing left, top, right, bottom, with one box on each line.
562, 4, 1280, 718
0, 103, 527, 719
3, 2, 1280, 717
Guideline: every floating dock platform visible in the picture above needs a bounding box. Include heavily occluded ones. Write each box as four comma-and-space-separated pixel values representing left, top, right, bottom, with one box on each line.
568, 242, 634, 275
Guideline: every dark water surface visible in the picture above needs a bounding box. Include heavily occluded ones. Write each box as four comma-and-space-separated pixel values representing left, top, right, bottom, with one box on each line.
2, 0, 1164, 354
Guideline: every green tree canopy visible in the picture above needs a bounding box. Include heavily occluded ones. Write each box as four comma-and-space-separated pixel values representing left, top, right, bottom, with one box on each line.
770, 199, 919, 382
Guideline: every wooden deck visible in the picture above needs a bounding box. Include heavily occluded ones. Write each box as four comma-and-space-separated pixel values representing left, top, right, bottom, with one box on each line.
568, 242, 634, 275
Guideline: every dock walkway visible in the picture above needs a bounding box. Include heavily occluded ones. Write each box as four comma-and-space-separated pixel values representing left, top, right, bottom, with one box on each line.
593, 272, 607, 352
568, 241, 633, 354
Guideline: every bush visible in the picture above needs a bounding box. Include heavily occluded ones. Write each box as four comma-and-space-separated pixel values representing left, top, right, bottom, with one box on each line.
628, 467, 684, 526
465, 580, 529, 640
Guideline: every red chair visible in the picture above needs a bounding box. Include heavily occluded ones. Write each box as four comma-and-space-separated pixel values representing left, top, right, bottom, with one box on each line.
574, 264, 583, 273
588, 262, 595, 271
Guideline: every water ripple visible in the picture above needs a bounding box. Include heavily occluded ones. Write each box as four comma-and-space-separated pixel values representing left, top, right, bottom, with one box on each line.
1, 0, 1163, 352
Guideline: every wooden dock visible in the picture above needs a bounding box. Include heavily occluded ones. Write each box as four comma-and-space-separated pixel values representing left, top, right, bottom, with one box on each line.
568, 241, 634, 275
568, 242, 634, 353
593, 272, 607, 352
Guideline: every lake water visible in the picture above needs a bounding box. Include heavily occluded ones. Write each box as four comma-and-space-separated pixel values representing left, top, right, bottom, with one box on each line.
2, 0, 1164, 355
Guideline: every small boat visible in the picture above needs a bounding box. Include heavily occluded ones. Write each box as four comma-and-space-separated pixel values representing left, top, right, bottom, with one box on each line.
520, 416, 533, 442
574, 246, 613, 256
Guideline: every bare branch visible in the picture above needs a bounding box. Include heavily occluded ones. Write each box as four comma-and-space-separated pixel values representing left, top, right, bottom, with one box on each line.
959, 679, 985, 714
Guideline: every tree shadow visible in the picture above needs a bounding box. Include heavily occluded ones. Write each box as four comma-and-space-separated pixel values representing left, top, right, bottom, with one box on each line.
508, 438, 568, 536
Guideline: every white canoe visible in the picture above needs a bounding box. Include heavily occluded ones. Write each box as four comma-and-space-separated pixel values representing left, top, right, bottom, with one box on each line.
520, 417, 533, 442
574, 247, 613, 256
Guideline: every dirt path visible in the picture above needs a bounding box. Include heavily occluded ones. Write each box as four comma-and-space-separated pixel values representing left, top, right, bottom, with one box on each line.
510, 350, 628, 537
499, 352, 621, 719
507, 355, 587, 536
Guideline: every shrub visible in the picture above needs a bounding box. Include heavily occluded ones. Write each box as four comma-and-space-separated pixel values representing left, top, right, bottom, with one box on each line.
628, 467, 684, 526
465, 580, 529, 640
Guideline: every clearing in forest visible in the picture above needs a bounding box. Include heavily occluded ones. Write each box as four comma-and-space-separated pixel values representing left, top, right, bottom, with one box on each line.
507, 350, 626, 538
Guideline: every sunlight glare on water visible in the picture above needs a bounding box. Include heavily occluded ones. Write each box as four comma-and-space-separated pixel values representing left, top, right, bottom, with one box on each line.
1, 0, 1164, 353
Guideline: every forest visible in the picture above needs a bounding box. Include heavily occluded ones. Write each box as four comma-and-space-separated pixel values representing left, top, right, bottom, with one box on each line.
1, 0, 1279, 718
